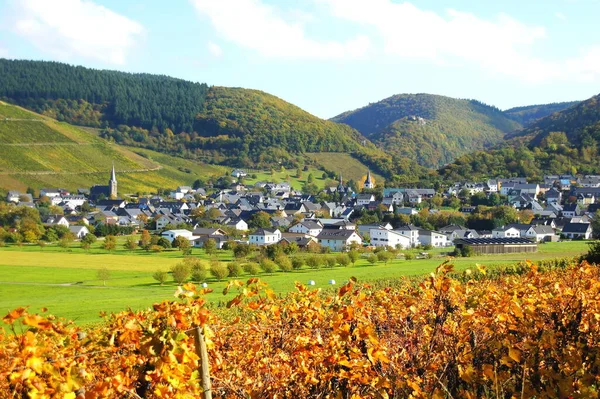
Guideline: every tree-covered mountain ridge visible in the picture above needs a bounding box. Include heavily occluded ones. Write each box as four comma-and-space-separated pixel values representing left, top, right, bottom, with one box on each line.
331, 93, 522, 168
0, 58, 433, 184
440, 93, 600, 181
504, 101, 580, 126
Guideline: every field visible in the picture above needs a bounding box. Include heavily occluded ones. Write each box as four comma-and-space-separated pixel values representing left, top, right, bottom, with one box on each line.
0, 239, 588, 325
306, 152, 385, 183
240, 166, 333, 190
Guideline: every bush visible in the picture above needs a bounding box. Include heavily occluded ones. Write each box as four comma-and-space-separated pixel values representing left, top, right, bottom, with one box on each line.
210, 262, 229, 281
233, 243, 251, 258
185, 257, 208, 282
82, 233, 97, 245
124, 237, 138, 250
367, 253, 378, 265
149, 245, 163, 253
242, 262, 261, 275
157, 237, 171, 249
305, 255, 322, 269
171, 263, 191, 285
404, 253, 414, 260
153, 270, 168, 285
336, 254, 350, 267
325, 257, 337, 268
348, 250, 359, 265
291, 257, 304, 270
461, 246, 475, 257
275, 255, 293, 272
227, 262, 243, 277
260, 259, 279, 275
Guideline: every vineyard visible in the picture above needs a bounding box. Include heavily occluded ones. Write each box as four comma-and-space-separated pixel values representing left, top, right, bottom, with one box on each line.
2, 259, 600, 398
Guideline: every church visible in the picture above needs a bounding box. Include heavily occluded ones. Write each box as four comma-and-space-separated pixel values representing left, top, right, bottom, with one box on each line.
90, 164, 118, 201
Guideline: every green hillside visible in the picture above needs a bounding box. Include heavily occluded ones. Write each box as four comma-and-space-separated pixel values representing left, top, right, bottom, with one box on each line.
504, 101, 580, 126
0, 58, 208, 132
332, 94, 521, 168
440, 93, 600, 181
0, 102, 227, 195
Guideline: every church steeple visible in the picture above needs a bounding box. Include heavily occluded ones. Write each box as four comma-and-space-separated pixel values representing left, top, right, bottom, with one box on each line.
364, 169, 374, 189
109, 162, 117, 198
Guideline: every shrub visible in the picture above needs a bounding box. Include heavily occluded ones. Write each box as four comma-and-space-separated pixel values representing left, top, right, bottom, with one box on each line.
291, 257, 304, 270
325, 257, 337, 268
404, 253, 414, 260
227, 262, 243, 277
153, 270, 168, 285
149, 245, 163, 253
348, 250, 359, 265
210, 262, 229, 281
260, 259, 279, 275
367, 253, 378, 265
275, 255, 293, 272
242, 262, 261, 275
336, 254, 350, 267
305, 255, 322, 269
171, 263, 191, 285
157, 237, 171, 249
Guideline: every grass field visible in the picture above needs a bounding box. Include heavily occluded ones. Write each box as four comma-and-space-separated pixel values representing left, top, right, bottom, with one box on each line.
0, 239, 589, 325
241, 167, 333, 190
306, 152, 385, 183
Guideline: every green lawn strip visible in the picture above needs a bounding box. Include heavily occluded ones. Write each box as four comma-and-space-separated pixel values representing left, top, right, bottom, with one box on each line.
0, 241, 589, 325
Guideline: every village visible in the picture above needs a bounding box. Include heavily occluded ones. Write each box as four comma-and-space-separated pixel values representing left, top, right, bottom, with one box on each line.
3, 164, 598, 256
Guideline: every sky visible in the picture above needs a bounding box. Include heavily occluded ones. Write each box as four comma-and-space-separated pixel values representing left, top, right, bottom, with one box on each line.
0, 0, 599, 119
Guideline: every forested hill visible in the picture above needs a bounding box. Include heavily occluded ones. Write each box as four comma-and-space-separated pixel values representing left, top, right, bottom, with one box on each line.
504, 101, 580, 126
0, 59, 209, 132
331, 93, 521, 168
439, 93, 600, 181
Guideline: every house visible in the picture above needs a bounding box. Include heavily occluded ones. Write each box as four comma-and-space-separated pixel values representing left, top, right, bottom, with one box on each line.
40, 188, 64, 198
356, 194, 375, 206
289, 221, 323, 237
69, 225, 90, 239
562, 223, 592, 240
395, 225, 420, 247
161, 229, 195, 243
418, 230, 450, 247
42, 215, 70, 228
280, 235, 320, 251
525, 225, 557, 242
492, 226, 521, 238
562, 204, 581, 218
223, 218, 248, 231
192, 234, 230, 249
6, 191, 25, 203
192, 228, 227, 237
486, 179, 499, 193
545, 188, 562, 205
232, 169, 248, 178
357, 223, 392, 236
317, 229, 363, 252
249, 229, 282, 246
369, 228, 411, 249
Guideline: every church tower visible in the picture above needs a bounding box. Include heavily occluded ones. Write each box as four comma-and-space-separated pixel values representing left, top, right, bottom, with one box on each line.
364, 170, 375, 189
109, 163, 118, 198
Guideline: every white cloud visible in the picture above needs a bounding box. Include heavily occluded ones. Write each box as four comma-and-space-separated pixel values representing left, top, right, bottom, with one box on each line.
207, 41, 223, 57
316, 0, 600, 83
555, 12, 567, 20
189, 0, 371, 60
9, 0, 144, 65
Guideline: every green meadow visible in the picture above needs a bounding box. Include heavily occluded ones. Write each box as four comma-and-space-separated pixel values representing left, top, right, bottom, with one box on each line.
0, 239, 589, 325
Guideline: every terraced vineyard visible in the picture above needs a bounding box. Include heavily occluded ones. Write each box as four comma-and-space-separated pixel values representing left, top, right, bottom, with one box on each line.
0, 102, 228, 194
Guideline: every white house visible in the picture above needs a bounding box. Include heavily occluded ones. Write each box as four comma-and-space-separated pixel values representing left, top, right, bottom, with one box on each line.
562, 223, 592, 240
42, 215, 70, 228
224, 219, 248, 231
289, 221, 323, 237
395, 225, 420, 247
249, 228, 282, 246
161, 229, 195, 243
525, 225, 556, 242
492, 226, 521, 238
356, 194, 375, 206
232, 169, 248, 178
369, 228, 411, 249
418, 230, 450, 247
69, 225, 90, 239
317, 229, 362, 252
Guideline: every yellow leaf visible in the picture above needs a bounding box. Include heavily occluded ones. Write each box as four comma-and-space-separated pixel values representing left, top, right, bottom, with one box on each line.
26, 357, 44, 373
508, 347, 521, 363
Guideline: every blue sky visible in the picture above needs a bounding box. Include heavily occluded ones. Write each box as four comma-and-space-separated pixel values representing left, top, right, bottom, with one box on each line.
0, 0, 599, 118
